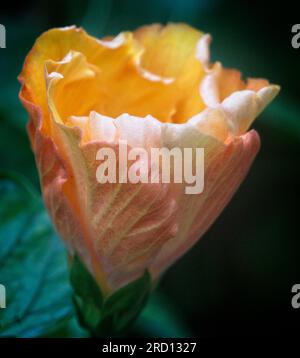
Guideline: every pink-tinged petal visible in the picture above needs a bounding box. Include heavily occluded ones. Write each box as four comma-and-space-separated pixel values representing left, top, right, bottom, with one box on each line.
150, 130, 260, 277
19, 89, 111, 292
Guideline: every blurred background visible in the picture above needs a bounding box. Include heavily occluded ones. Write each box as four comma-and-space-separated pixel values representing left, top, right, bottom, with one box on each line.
0, 0, 299, 337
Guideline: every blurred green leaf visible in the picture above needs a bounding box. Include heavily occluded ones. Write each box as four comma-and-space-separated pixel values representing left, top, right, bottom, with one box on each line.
42, 316, 88, 338
0, 172, 74, 337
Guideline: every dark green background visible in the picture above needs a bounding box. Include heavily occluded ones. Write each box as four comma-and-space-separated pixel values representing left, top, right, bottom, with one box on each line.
0, 0, 299, 337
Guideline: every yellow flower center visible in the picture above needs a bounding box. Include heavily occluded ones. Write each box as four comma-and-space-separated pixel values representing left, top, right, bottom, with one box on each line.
45, 24, 206, 128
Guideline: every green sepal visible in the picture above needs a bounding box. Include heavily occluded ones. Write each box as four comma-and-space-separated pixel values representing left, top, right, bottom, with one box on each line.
70, 255, 151, 336
70, 256, 103, 331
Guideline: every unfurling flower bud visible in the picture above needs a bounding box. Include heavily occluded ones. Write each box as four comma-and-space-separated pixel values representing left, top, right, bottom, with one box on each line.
19, 24, 279, 298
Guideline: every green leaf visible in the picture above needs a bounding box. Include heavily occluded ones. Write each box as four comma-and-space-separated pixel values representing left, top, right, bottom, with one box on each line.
0, 172, 74, 337
41, 316, 88, 338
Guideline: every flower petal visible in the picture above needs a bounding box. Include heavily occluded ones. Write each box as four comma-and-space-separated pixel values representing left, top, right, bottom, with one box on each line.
134, 23, 207, 122
150, 129, 260, 277
20, 26, 207, 125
